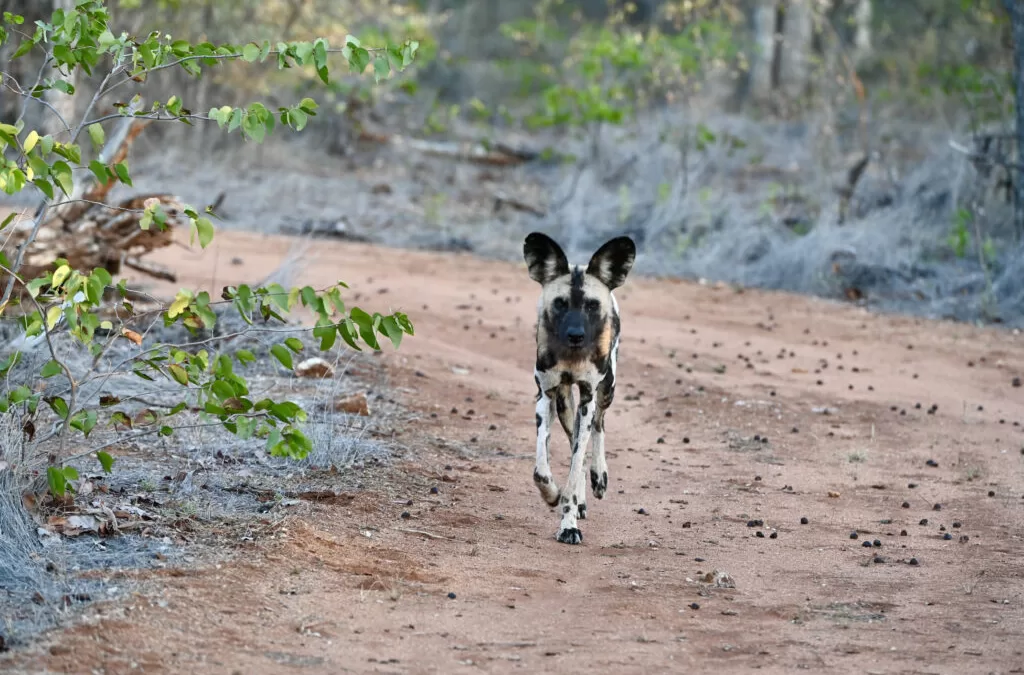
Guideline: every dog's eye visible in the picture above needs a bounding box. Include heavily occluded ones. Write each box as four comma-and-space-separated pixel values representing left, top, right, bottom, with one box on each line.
552, 298, 568, 311
584, 299, 601, 313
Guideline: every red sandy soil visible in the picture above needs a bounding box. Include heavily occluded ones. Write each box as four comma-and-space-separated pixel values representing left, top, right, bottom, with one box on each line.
3, 231, 1023, 674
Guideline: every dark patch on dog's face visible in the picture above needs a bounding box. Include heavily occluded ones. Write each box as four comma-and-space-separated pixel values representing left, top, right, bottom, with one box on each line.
535, 413, 542, 429
539, 268, 612, 360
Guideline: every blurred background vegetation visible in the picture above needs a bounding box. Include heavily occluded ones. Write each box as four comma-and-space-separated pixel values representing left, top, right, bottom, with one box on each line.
2, 0, 1021, 324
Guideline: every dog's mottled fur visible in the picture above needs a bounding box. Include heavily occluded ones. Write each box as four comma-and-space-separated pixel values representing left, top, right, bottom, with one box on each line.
524, 232, 636, 544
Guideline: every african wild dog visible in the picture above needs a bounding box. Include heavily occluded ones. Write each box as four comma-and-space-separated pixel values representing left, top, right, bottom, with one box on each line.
524, 232, 636, 545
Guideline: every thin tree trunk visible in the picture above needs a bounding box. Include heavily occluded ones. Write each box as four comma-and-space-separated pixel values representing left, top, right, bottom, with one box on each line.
749, 0, 779, 103
1004, 0, 1024, 239
778, 0, 813, 101
852, 0, 872, 65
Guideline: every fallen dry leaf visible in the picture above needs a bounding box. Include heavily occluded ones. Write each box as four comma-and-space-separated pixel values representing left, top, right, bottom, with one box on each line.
828, 491, 841, 498
121, 328, 143, 345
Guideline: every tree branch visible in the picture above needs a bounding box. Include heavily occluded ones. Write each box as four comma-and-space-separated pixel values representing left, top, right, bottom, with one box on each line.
99, 45, 388, 101
0, 70, 72, 136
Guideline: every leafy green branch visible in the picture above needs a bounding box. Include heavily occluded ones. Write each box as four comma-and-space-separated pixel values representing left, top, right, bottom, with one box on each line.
0, 1, 419, 499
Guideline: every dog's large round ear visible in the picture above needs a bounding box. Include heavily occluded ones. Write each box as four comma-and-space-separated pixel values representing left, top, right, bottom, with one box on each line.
524, 232, 570, 284
586, 236, 636, 290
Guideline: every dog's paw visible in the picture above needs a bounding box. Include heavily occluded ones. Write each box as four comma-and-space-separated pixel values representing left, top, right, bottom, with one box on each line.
590, 470, 608, 499
534, 470, 560, 506
556, 527, 583, 545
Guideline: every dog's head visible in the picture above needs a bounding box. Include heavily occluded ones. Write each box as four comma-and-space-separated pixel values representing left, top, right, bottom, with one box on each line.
524, 232, 635, 358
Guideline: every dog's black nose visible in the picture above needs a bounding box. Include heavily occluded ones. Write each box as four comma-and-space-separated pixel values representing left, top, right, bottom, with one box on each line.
566, 326, 585, 345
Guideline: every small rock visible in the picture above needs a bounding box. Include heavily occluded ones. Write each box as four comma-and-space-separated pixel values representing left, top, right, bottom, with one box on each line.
849, 531, 859, 540
295, 357, 334, 379
908, 557, 919, 566
800, 517, 809, 525
447, 592, 457, 599
334, 393, 370, 416
690, 602, 700, 610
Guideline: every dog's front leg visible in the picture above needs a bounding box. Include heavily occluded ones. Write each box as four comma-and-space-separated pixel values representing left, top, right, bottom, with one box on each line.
533, 381, 560, 506
557, 381, 595, 544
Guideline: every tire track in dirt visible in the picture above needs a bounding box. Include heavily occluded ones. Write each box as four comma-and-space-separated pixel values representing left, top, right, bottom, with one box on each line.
3, 232, 1023, 674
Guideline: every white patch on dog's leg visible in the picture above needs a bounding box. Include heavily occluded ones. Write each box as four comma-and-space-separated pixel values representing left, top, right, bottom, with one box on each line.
533, 388, 559, 506
590, 421, 607, 500
557, 383, 596, 544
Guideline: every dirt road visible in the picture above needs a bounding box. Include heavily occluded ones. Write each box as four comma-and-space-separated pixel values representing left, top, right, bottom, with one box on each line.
5, 232, 1024, 674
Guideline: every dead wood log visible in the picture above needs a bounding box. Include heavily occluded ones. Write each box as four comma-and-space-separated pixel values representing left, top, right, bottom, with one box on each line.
377, 134, 538, 166
492, 191, 546, 217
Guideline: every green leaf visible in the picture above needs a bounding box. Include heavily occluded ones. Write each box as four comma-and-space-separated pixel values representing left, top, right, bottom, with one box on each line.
314, 321, 336, 351
87, 123, 105, 149
51, 160, 73, 196
314, 38, 329, 84
87, 161, 110, 185
23, 129, 39, 153
167, 290, 192, 318
167, 363, 189, 386
47, 466, 67, 497
69, 410, 97, 437
0, 211, 16, 232
347, 45, 370, 73
32, 178, 54, 200
51, 264, 71, 289
236, 349, 256, 365
380, 315, 403, 349
62, 466, 79, 481
193, 217, 214, 249
8, 385, 32, 404
241, 43, 260, 62
373, 55, 390, 82
113, 161, 132, 186
299, 286, 317, 308
349, 307, 380, 350
40, 359, 62, 378
96, 450, 114, 473
47, 396, 69, 419
270, 343, 294, 370
284, 336, 303, 353
45, 305, 63, 331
